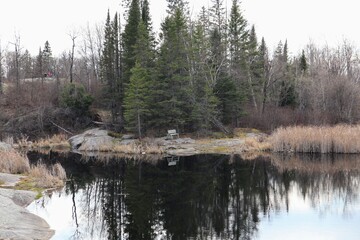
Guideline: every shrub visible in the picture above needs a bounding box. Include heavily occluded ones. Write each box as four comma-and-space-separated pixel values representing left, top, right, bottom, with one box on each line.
60, 83, 93, 113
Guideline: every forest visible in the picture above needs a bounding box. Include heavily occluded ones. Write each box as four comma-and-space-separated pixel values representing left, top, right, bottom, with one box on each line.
1, 0, 360, 139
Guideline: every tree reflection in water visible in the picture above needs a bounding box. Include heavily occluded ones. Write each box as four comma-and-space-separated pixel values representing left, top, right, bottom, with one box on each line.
29, 152, 360, 240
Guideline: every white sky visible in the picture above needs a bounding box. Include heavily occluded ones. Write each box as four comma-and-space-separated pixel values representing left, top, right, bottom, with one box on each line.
0, 0, 358, 56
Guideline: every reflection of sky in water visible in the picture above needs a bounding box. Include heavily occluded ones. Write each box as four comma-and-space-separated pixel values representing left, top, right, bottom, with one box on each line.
28, 189, 89, 240
24, 153, 360, 240
27, 181, 360, 240
256, 182, 360, 240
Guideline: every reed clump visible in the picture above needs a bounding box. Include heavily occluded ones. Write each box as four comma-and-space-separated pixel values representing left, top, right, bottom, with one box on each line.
0, 148, 66, 189
28, 162, 66, 188
32, 134, 70, 149
271, 125, 360, 153
0, 150, 30, 173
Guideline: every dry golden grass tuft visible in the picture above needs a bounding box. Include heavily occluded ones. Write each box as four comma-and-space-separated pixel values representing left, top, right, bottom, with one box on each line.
100, 138, 164, 154
243, 137, 272, 152
28, 162, 66, 188
0, 148, 66, 189
271, 125, 360, 153
0, 150, 30, 174
33, 134, 70, 149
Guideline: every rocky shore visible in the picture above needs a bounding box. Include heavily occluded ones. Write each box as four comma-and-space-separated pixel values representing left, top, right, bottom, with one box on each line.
0, 173, 54, 240
68, 128, 269, 156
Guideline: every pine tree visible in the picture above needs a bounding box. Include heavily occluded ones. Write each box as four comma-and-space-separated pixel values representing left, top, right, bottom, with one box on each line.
223, 0, 249, 125
35, 47, 43, 79
166, 0, 189, 14
278, 40, 296, 107
189, 17, 220, 132
228, 0, 248, 69
246, 25, 261, 110
42, 41, 52, 76
122, 0, 141, 84
299, 50, 307, 73
208, 0, 227, 82
112, 12, 123, 125
100, 10, 116, 121
258, 37, 272, 114
124, 62, 152, 138
155, 6, 191, 130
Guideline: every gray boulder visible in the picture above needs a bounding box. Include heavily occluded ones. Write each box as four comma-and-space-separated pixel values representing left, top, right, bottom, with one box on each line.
68, 128, 115, 151
0, 188, 54, 240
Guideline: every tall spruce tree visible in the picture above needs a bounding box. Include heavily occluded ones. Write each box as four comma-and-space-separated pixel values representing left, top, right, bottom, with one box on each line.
100, 10, 117, 122
122, 0, 141, 85
278, 40, 296, 107
299, 50, 307, 73
123, 0, 157, 134
124, 62, 152, 138
155, 5, 191, 130
42, 41, 52, 76
223, 0, 249, 125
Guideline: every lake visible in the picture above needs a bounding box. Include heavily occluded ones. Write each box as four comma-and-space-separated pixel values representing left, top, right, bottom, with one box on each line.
27, 152, 360, 240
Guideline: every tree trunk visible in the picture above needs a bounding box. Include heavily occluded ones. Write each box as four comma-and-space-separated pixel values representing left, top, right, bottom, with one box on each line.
137, 111, 142, 139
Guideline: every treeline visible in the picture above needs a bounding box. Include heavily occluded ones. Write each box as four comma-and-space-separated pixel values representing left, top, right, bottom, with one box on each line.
2, 0, 360, 137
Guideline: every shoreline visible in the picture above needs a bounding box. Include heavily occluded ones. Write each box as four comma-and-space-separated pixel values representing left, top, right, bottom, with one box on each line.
0, 173, 54, 240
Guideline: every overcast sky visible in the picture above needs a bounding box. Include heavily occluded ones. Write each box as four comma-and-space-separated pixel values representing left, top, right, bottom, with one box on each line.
0, 0, 358, 56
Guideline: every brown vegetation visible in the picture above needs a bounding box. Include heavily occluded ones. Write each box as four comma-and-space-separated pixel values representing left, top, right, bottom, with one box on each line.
0, 149, 66, 189
32, 134, 70, 149
0, 150, 30, 174
100, 139, 165, 155
28, 162, 66, 188
271, 125, 360, 153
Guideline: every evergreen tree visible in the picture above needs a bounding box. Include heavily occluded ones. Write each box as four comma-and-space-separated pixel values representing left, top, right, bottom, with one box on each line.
224, 0, 249, 124
299, 50, 307, 73
215, 76, 242, 125
122, 0, 141, 84
155, 6, 191, 130
22, 50, 33, 79
113, 12, 123, 125
100, 10, 116, 121
278, 40, 296, 107
35, 47, 43, 79
42, 41, 52, 76
189, 17, 219, 132
208, 0, 227, 81
124, 62, 152, 138
246, 25, 261, 110
228, 0, 248, 70
141, 0, 151, 30
166, 0, 189, 14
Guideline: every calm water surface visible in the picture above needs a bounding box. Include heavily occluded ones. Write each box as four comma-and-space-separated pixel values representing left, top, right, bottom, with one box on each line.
27, 152, 360, 240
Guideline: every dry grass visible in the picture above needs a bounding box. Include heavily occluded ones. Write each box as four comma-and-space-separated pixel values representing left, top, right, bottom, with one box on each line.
0, 148, 66, 189
243, 137, 272, 152
28, 162, 66, 188
0, 150, 30, 174
15, 133, 70, 149
271, 125, 360, 153
33, 134, 70, 149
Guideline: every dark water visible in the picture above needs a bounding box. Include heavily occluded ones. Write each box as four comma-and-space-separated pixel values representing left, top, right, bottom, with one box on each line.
27, 152, 360, 240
